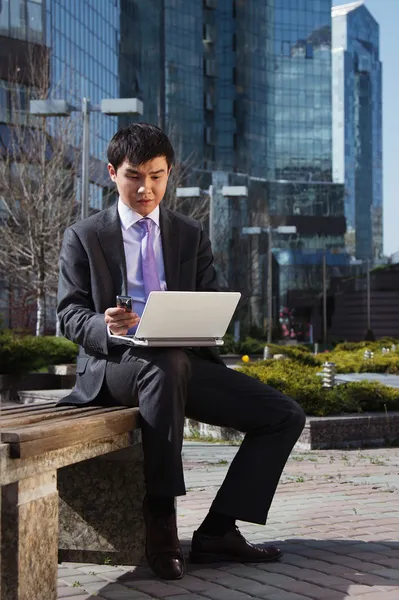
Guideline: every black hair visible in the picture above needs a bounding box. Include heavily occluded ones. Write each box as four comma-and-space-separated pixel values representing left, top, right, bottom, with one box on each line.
107, 122, 175, 171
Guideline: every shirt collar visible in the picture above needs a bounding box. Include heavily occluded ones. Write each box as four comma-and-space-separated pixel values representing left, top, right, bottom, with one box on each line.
117, 198, 160, 230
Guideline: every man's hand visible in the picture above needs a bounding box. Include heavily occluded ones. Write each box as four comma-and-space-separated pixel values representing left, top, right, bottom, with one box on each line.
105, 307, 140, 335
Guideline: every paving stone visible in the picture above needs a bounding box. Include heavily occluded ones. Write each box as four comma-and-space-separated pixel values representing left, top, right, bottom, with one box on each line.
192, 586, 255, 600
94, 569, 137, 583
265, 593, 319, 600
163, 596, 209, 600
58, 596, 104, 600
55, 443, 399, 600
58, 587, 90, 598
122, 579, 192, 597
95, 584, 152, 600
345, 593, 399, 600
340, 584, 384, 595
368, 568, 399, 580
58, 567, 87, 578
158, 574, 219, 593
59, 574, 108, 585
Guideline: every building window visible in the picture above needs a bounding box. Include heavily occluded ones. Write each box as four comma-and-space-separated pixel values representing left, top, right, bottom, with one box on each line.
305, 43, 314, 59
204, 58, 216, 77
282, 41, 291, 57
204, 91, 213, 111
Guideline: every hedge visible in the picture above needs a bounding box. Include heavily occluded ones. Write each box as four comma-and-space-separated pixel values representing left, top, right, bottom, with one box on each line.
224, 336, 399, 375
0, 332, 78, 375
238, 360, 399, 416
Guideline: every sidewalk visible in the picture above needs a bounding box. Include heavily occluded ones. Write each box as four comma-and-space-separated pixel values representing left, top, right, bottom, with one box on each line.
57, 443, 399, 600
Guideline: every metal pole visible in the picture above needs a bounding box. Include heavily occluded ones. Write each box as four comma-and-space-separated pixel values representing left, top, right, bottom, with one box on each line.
366, 258, 371, 331
208, 185, 214, 245
158, 0, 165, 130
81, 97, 90, 220
267, 227, 273, 343
322, 249, 327, 348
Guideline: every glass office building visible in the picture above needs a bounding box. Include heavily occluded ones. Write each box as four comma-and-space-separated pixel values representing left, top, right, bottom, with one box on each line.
234, 0, 348, 302
332, 1, 383, 261
46, 0, 126, 209
131, 0, 348, 305
0, 0, 44, 44
1, 0, 353, 318
0, 0, 46, 122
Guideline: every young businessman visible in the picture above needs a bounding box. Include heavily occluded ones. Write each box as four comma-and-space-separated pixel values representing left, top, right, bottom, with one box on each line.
57, 123, 306, 581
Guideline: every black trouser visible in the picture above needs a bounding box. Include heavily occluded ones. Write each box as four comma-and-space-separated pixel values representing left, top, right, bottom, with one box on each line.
104, 348, 305, 524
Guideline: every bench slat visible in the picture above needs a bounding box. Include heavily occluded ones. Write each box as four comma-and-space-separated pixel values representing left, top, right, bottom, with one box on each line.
0, 401, 58, 415
0, 405, 81, 423
2, 407, 139, 459
0, 405, 126, 428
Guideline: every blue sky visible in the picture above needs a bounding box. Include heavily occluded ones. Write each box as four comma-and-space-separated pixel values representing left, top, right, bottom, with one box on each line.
332, 0, 399, 256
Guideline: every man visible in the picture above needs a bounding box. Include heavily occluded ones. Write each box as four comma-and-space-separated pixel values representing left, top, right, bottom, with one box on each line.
57, 123, 306, 581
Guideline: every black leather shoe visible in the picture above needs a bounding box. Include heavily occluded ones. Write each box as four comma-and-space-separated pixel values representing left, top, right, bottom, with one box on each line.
189, 527, 283, 564
143, 498, 185, 580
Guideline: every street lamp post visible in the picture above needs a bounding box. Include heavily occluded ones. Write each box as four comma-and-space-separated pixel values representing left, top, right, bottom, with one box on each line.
176, 184, 247, 247
322, 249, 327, 348
242, 225, 297, 343
366, 258, 371, 332
267, 227, 273, 344
30, 96, 144, 220
81, 97, 90, 219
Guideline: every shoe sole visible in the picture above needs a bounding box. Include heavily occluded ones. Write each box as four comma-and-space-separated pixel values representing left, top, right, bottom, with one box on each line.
189, 550, 283, 564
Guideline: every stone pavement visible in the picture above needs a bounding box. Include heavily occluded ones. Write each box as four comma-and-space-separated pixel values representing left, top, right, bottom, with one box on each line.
57, 443, 399, 600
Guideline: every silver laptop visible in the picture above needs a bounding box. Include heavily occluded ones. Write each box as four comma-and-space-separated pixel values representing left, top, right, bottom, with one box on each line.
110, 291, 241, 347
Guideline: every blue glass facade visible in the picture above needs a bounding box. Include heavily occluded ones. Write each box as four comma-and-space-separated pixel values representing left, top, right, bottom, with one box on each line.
0, 0, 46, 123
47, 0, 121, 164
1, 0, 353, 310
119, 0, 163, 128
272, 0, 333, 182
234, 0, 270, 177
232, 0, 348, 302
131, 0, 347, 303
0, 0, 45, 44
332, 1, 383, 260
164, 0, 204, 162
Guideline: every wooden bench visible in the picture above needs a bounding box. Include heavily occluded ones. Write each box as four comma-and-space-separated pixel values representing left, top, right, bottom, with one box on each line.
0, 401, 145, 600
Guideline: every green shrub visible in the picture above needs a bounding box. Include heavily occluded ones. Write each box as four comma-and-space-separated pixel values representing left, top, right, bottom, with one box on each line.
238, 337, 265, 355
334, 339, 399, 353
334, 341, 378, 352
237, 359, 399, 416
328, 381, 399, 413
0, 332, 78, 375
219, 333, 238, 354
379, 336, 399, 345
264, 344, 322, 366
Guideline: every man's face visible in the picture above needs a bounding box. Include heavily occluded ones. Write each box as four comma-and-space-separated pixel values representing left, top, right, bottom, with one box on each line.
108, 156, 170, 216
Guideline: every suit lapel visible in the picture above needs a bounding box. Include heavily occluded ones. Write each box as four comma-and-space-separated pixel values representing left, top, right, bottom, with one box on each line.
160, 205, 180, 290
97, 203, 128, 295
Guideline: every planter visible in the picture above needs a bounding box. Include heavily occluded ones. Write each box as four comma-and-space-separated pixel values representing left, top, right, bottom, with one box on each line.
48, 364, 77, 376
0, 372, 76, 404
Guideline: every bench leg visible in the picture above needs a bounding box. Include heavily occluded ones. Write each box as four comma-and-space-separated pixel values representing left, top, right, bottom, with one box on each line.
58, 442, 146, 565
1, 472, 58, 600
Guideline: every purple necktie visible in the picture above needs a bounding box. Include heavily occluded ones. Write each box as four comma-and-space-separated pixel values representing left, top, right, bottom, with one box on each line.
138, 218, 161, 300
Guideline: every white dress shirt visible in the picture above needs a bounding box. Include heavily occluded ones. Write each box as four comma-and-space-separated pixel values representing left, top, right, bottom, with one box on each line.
118, 199, 167, 320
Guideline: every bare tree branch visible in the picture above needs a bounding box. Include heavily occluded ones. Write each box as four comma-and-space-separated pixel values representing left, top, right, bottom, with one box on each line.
161, 122, 210, 223
0, 47, 80, 335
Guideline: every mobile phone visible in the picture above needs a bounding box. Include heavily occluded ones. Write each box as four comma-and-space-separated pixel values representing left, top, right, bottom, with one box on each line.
116, 295, 133, 312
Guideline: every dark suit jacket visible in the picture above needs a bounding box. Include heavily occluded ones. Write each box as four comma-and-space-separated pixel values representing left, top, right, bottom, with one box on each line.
57, 202, 226, 405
